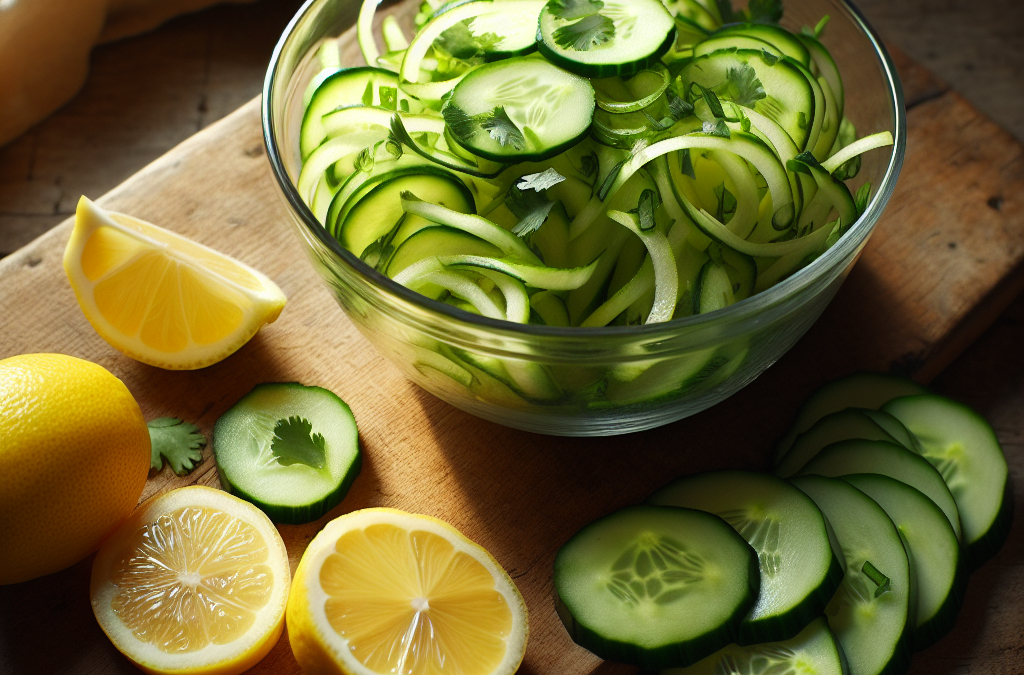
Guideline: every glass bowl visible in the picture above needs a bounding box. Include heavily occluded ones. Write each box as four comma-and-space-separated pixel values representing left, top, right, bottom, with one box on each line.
262, 0, 906, 436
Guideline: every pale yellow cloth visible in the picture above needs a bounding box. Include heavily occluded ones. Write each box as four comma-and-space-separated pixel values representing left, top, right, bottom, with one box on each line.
0, 0, 253, 146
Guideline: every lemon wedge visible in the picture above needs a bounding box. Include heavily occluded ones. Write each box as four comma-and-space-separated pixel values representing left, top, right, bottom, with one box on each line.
90, 486, 291, 675
64, 197, 286, 370
287, 508, 528, 675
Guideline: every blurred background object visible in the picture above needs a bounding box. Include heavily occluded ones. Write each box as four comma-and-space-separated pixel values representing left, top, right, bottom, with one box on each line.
0, 0, 255, 148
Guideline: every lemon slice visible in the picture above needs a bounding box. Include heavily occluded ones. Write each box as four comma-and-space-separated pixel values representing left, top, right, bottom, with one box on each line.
64, 197, 286, 370
90, 486, 291, 675
287, 508, 528, 675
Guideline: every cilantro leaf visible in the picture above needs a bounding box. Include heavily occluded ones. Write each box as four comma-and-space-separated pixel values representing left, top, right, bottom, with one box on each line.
271, 416, 327, 469
385, 132, 403, 158
148, 418, 206, 475
548, 0, 604, 19
692, 83, 726, 120
481, 106, 526, 149
442, 103, 477, 142
727, 63, 767, 107
760, 48, 780, 65
597, 159, 625, 200
506, 185, 556, 236
666, 87, 694, 121
518, 168, 566, 191
553, 13, 615, 51
747, 0, 783, 24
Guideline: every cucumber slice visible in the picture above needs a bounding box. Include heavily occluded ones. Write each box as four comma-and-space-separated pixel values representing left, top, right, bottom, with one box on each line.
882, 394, 1013, 571
661, 616, 845, 675
775, 373, 929, 462
679, 49, 815, 151
796, 438, 963, 544
554, 504, 759, 669
711, 23, 812, 66
649, 471, 843, 645
774, 408, 913, 478
386, 226, 503, 279
338, 168, 474, 257
842, 473, 966, 650
537, 0, 676, 78
445, 57, 596, 162
300, 67, 398, 159
790, 475, 913, 675
213, 383, 361, 525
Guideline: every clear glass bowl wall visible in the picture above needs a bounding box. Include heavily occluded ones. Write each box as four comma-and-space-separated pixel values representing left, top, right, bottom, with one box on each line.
263, 0, 905, 436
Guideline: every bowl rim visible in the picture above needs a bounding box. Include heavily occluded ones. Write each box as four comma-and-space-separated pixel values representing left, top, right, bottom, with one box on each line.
261, 0, 907, 339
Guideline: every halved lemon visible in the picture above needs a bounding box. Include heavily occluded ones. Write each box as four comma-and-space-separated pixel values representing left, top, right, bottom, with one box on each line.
64, 197, 286, 370
90, 486, 291, 675
287, 508, 528, 675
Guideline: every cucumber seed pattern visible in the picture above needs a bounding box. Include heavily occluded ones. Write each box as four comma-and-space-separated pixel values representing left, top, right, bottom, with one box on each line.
712, 645, 799, 675
607, 533, 704, 606
720, 508, 782, 577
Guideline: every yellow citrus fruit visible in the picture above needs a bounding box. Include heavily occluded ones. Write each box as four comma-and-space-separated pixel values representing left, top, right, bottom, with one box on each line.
0, 353, 150, 585
287, 508, 528, 675
91, 485, 291, 675
64, 196, 287, 370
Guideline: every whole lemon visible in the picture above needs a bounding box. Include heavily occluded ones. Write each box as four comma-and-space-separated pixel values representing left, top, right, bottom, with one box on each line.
0, 353, 151, 585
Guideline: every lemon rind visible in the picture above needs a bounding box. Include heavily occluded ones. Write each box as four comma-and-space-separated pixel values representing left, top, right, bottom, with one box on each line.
64, 198, 286, 370
289, 507, 528, 675
90, 486, 291, 675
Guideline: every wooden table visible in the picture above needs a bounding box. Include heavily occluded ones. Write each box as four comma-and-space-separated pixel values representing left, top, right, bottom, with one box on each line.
0, 1, 1021, 673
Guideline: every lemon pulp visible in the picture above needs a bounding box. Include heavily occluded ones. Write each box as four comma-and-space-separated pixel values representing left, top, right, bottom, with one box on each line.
109, 506, 273, 653
321, 523, 514, 674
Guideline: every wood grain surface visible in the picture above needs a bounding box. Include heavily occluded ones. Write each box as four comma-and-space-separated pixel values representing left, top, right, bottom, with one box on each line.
1, 20, 1022, 675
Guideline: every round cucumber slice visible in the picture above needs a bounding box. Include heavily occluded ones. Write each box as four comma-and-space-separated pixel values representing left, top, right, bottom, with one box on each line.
554, 504, 759, 670
797, 438, 964, 544
842, 473, 965, 650
213, 383, 361, 525
445, 57, 596, 162
882, 394, 1013, 571
661, 616, 845, 675
649, 471, 843, 646
537, 0, 675, 78
790, 475, 913, 675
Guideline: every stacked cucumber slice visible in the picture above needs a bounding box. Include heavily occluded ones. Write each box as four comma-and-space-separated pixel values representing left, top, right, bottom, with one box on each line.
553, 373, 1012, 673
292, 0, 896, 410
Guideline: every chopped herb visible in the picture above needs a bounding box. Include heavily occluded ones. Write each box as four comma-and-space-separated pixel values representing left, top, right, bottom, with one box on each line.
713, 183, 737, 222
548, 0, 604, 19
855, 182, 872, 217
148, 418, 206, 476
760, 48, 780, 65
597, 159, 625, 200
481, 105, 526, 150
578, 151, 599, 179
680, 148, 696, 179
833, 154, 861, 181
442, 103, 477, 141
702, 119, 731, 138
692, 83, 726, 120
518, 168, 566, 191
271, 416, 327, 470
747, 0, 783, 24
378, 85, 398, 110
727, 63, 767, 107
553, 13, 615, 51
507, 185, 556, 236
636, 189, 660, 231
666, 86, 695, 121
361, 80, 374, 107
861, 560, 892, 598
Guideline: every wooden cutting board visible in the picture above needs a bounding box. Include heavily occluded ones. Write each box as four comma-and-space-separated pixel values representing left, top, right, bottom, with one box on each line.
0, 20, 1021, 675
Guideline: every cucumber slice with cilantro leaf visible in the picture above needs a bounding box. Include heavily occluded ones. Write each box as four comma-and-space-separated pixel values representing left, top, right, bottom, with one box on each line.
213, 382, 361, 525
